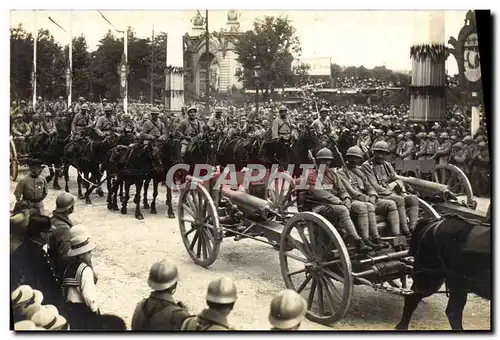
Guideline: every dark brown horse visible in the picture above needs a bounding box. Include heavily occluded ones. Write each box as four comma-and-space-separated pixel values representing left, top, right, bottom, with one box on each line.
395, 215, 491, 330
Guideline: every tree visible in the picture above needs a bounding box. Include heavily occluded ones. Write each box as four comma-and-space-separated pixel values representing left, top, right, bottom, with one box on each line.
10, 24, 34, 100
288, 62, 310, 87
66, 35, 91, 100
234, 15, 301, 99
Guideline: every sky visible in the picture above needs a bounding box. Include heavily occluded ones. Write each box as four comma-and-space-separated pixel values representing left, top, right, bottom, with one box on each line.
10, 10, 467, 75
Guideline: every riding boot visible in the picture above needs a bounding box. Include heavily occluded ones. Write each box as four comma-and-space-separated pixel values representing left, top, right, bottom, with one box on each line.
370, 238, 391, 249
355, 238, 373, 254
363, 238, 383, 251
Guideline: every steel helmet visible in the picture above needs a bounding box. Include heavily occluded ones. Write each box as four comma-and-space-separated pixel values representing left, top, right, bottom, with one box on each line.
478, 141, 487, 147
362, 129, 369, 134
278, 105, 288, 112
186, 106, 197, 114
269, 290, 307, 329
15, 114, 23, 120
428, 131, 437, 138
450, 135, 458, 140
382, 115, 390, 120
81, 103, 89, 110
372, 141, 390, 153
20, 100, 26, 104
37, 96, 42, 100
319, 106, 328, 113
397, 133, 404, 139
79, 96, 85, 102
404, 131, 412, 138
54, 192, 76, 213
150, 107, 160, 115
439, 132, 449, 139
386, 130, 394, 136
215, 106, 223, 113
454, 141, 464, 148
148, 259, 179, 291
346, 146, 364, 159
206, 277, 237, 304
463, 135, 473, 142
104, 104, 113, 112
32, 114, 40, 120
122, 113, 131, 119
316, 148, 334, 160
416, 132, 423, 138
59, 96, 64, 100
44, 112, 52, 117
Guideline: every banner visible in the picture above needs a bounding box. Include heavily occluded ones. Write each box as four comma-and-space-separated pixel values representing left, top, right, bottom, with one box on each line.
65, 66, 71, 96
293, 57, 331, 76
119, 51, 127, 99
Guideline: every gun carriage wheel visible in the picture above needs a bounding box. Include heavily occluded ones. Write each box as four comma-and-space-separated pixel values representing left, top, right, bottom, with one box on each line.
266, 170, 296, 215
279, 212, 353, 325
178, 178, 222, 267
10, 137, 18, 181
433, 163, 475, 207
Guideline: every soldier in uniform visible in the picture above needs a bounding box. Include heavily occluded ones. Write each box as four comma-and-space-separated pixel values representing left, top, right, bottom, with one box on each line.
306, 148, 373, 253
415, 132, 427, 160
73, 97, 85, 115
132, 259, 190, 330
361, 141, 418, 235
42, 112, 57, 135
53, 97, 67, 115
400, 132, 415, 160
12, 114, 31, 155
177, 106, 202, 157
142, 107, 166, 140
14, 159, 48, 216
425, 131, 440, 160
119, 113, 139, 140
34, 96, 44, 114
462, 135, 475, 177
470, 141, 490, 197
395, 133, 405, 159
358, 129, 372, 151
30, 114, 45, 135
95, 105, 117, 138
386, 130, 397, 156
271, 105, 292, 140
310, 107, 332, 136
71, 103, 91, 139
339, 146, 402, 239
371, 129, 385, 146
181, 277, 237, 331
268, 290, 307, 331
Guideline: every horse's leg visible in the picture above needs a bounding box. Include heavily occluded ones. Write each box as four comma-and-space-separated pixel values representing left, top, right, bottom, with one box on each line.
135, 179, 144, 220
119, 182, 124, 202
150, 178, 158, 214
77, 169, 84, 199
64, 165, 70, 193
96, 166, 104, 197
143, 178, 150, 209
46, 165, 54, 184
166, 185, 175, 219
84, 170, 93, 204
106, 174, 113, 209
395, 274, 444, 330
53, 162, 62, 190
111, 177, 120, 211
121, 179, 131, 215
445, 289, 468, 330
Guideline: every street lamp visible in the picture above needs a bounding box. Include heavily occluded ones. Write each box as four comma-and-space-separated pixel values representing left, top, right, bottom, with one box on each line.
254, 65, 263, 120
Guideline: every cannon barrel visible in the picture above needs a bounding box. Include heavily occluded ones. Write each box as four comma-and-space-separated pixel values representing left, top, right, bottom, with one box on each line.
221, 187, 274, 220
396, 175, 450, 200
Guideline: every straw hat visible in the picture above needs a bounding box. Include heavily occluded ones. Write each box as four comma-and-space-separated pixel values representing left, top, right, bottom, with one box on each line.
31, 307, 58, 329
50, 314, 69, 330
11, 285, 34, 307
24, 305, 43, 320
67, 225, 95, 257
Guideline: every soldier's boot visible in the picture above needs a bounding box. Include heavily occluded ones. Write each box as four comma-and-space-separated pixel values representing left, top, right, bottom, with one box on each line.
355, 238, 373, 254
370, 238, 391, 249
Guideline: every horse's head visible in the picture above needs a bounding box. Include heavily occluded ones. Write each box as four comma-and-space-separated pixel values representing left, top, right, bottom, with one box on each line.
146, 142, 164, 173
159, 135, 183, 165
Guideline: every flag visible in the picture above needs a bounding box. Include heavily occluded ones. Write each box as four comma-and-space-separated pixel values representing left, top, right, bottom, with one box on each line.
65, 60, 72, 96
119, 51, 127, 99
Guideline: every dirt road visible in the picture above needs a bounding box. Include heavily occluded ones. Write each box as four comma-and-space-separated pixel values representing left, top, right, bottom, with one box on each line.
10, 167, 491, 330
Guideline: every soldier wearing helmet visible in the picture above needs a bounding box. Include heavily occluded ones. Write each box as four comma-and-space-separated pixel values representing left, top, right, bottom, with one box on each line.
53, 96, 67, 115
425, 131, 440, 160
132, 259, 190, 330
176, 106, 202, 157
269, 290, 307, 330
12, 114, 31, 155
207, 107, 224, 131
338, 145, 402, 240
386, 130, 397, 156
119, 112, 138, 141
470, 141, 490, 197
432, 132, 452, 166
42, 112, 56, 135
371, 129, 385, 146
415, 132, 428, 160
30, 114, 45, 135
49, 192, 76, 281
73, 96, 85, 115
35, 96, 44, 114
397, 131, 414, 160
395, 133, 405, 159
95, 105, 117, 137
142, 107, 166, 140
358, 129, 372, 151
310, 107, 333, 136
181, 277, 237, 331
305, 148, 373, 253
271, 105, 292, 140
461, 136, 474, 176
71, 103, 91, 139
361, 141, 418, 236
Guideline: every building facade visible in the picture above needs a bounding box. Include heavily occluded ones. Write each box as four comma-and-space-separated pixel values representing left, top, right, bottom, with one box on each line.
183, 10, 243, 97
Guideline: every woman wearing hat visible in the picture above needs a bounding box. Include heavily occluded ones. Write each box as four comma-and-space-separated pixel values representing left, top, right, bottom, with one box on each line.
62, 225, 98, 330
13, 158, 48, 216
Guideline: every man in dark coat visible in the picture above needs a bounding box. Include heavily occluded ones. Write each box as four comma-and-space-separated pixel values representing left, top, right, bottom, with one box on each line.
10, 215, 63, 310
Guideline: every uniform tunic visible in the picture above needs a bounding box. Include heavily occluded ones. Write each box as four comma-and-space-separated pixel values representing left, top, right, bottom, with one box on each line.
131, 291, 190, 330
14, 174, 48, 215
425, 140, 440, 159
142, 119, 166, 138
95, 116, 115, 136
310, 118, 332, 135
271, 117, 292, 139
71, 113, 89, 134
400, 139, 415, 160
181, 308, 234, 331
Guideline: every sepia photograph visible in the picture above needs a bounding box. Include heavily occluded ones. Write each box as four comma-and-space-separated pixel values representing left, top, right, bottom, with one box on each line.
8, 7, 492, 332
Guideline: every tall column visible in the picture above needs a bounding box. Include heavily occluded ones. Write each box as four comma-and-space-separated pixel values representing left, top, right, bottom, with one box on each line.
409, 11, 446, 122
165, 32, 184, 113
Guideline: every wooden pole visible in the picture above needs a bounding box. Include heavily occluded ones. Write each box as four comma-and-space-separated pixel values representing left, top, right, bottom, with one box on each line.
124, 27, 128, 114
150, 25, 154, 104
205, 10, 210, 115
68, 11, 72, 108
32, 10, 37, 111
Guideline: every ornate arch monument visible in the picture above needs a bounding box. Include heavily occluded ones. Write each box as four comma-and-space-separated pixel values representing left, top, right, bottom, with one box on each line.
183, 10, 244, 97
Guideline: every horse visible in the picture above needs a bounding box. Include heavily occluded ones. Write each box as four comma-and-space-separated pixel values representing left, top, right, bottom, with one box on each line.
395, 215, 491, 330
105, 141, 164, 220
289, 127, 322, 177
181, 131, 218, 180
142, 135, 183, 218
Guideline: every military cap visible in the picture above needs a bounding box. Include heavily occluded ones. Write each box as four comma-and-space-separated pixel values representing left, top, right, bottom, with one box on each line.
32, 114, 40, 120
428, 131, 437, 138
439, 132, 449, 139
278, 105, 288, 112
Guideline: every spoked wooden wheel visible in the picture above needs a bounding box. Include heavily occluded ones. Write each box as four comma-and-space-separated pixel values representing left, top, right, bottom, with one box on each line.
416, 198, 441, 220
178, 179, 221, 267
10, 138, 18, 181
266, 170, 296, 215
433, 164, 474, 206
279, 212, 353, 325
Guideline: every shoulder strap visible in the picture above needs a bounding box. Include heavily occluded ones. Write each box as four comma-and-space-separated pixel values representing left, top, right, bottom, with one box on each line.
139, 298, 175, 330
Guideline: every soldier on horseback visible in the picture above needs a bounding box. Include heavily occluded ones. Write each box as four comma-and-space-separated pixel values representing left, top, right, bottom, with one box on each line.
310, 107, 334, 143
207, 107, 224, 131
12, 114, 31, 155
119, 113, 138, 139
71, 103, 91, 139
361, 141, 419, 235
53, 96, 67, 115
306, 148, 374, 253
339, 145, 403, 239
177, 106, 202, 157
73, 96, 85, 115
95, 105, 118, 137
271, 105, 292, 141
142, 107, 166, 140
30, 114, 45, 135
42, 112, 57, 135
